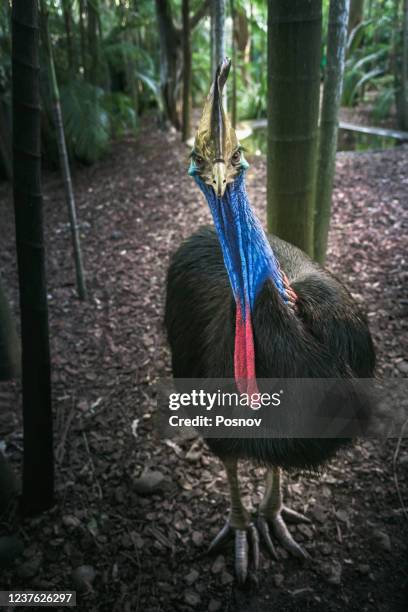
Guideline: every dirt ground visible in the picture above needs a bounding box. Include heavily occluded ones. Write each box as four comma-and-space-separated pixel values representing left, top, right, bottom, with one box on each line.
0, 125, 407, 612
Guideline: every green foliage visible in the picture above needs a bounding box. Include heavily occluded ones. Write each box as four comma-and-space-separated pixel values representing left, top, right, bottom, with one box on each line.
342, 11, 396, 122
371, 76, 396, 121
60, 80, 110, 163
103, 91, 138, 138
136, 71, 163, 113
238, 77, 267, 119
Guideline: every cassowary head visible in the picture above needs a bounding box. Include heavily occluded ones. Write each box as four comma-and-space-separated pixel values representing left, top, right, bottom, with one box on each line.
189, 58, 248, 198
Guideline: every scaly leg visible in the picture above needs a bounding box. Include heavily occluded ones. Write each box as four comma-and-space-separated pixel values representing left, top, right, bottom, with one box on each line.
257, 467, 310, 559
208, 458, 259, 583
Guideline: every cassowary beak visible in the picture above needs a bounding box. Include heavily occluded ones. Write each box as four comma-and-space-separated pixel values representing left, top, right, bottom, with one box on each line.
212, 161, 227, 198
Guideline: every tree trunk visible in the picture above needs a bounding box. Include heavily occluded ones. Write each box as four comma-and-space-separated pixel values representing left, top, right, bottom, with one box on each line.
123, 29, 139, 116
230, 0, 237, 128
402, 0, 408, 129
40, 2, 87, 300
87, 0, 100, 85
12, 0, 54, 515
236, 8, 250, 86
267, 0, 322, 256
155, 0, 209, 129
213, 0, 225, 68
392, 0, 403, 128
392, 0, 408, 130
96, 7, 111, 91
182, 0, 192, 141
62, 0, 76, 72
210, 0, 214, 78
213, 0, 226, 106
79, 0, 87, 77
348, 0, 364, 35
314, 0, 350, 264
155, 0, 182, 129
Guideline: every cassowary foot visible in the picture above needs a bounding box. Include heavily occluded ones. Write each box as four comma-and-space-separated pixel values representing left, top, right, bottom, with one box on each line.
257, 507, 310, 560
208, 520, 260, 583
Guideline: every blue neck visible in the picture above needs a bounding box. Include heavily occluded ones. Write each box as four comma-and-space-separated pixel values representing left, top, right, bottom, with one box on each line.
194, 172, 288, 317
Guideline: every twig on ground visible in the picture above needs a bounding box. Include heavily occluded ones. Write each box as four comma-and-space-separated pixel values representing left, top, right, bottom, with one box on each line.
82, 431, 103, 500
56, 396, 76, 464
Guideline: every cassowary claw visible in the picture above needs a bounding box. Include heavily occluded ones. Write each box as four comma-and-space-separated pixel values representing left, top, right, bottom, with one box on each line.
257, 509, 311, 560
256, 515, 278, 559
208, 520, 260, 583
207, 521, 232, 552
282, 505, 312, 524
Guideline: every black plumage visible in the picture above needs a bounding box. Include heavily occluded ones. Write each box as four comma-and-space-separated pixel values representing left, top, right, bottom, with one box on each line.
165, 225, 375, 469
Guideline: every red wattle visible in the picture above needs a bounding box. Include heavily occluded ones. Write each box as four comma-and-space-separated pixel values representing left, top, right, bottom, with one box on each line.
234, 302, 260, 399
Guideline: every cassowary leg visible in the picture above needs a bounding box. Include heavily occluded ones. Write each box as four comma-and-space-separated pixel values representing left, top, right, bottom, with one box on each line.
257, 467, 310, 560
208, 458, 259, 583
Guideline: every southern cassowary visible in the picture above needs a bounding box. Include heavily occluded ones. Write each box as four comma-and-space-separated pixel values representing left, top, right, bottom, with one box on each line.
165, 59, 375, 582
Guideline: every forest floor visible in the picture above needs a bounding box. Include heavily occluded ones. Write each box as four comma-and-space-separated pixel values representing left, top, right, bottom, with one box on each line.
0, 124, 407, 612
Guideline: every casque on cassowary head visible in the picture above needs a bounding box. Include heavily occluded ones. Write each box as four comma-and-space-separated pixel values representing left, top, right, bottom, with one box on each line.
165, 59, 375, 583
189, 58, 244, 198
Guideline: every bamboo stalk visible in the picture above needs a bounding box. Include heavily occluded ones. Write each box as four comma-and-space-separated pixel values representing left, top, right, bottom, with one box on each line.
230, 0, 237, 128
210, 0, 214, 78
213, 0, 226, 107
182, 0, 191, 142
124, 30, 139, 117
62, 0, 76, 72
87, 0, 99, 85
12, 0, 54, 514
40, 1, 87, 300
267, 0, 322, 256
213, 0, 225, 67
79, 0, 87, 77
314, 0, 350, 264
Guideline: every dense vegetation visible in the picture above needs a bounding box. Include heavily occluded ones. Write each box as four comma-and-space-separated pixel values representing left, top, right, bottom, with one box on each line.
0, 0, 407, 179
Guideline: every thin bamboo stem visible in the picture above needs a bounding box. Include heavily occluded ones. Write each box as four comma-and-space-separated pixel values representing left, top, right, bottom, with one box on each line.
314, 0, 350, 263
40, 2, 87, 300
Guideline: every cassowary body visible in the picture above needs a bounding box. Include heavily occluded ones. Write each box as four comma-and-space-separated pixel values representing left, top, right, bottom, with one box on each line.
166, 226, 374, 466
165, 60, 375, 581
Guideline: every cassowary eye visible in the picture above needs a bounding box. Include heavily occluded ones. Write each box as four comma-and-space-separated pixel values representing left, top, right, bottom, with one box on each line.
231, 150, 241, 165
194, 154, 204, 167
